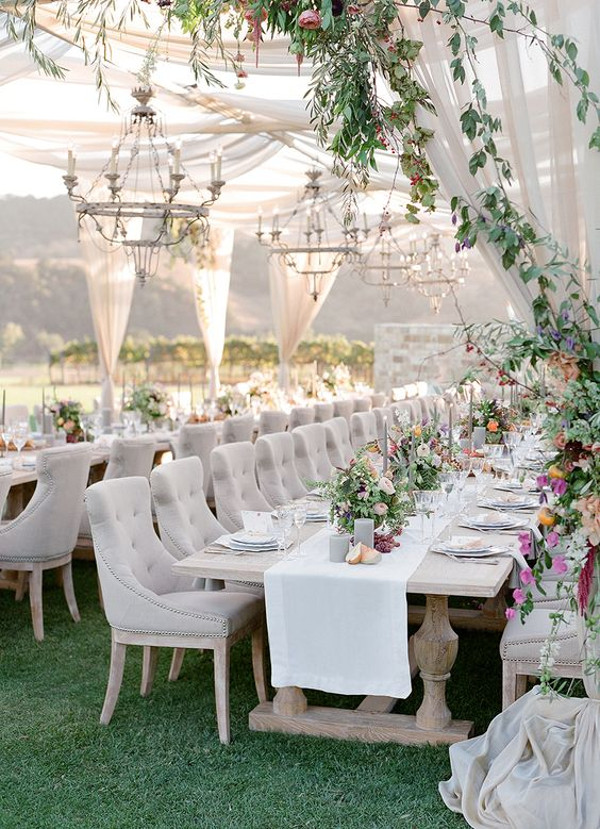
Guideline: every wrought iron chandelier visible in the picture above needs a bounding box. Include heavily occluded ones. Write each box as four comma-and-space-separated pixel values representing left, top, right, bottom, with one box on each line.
255, 168, 362, 301
63, 87, 225, 284
358, 212, 416, 307
409, 233, 469, 314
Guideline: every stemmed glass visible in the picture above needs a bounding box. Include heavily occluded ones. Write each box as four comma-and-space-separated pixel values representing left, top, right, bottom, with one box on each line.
413, 490, 434, 543
292, 504, 307, 558
131, 411, 142, 435
12, 422, 29, 468
275, 505, 294, 555
438, 473, 455, 515
469, 456, 485, 497
0, 424, 8, 459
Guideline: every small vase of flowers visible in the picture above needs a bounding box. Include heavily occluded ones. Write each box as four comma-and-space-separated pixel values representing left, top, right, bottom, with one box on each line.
124, 383, 170, 427
50, 399, 84, 442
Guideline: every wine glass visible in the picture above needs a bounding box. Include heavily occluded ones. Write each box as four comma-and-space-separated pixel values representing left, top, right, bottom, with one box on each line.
12, 422, 29, 468
438, 473, 455, 515
0, 423, 8, 459
427, 490, 445, 539
413, 490, 434, 543
275, 505, 294, 555
292, 504, 307, 558
469, 456, 485, 497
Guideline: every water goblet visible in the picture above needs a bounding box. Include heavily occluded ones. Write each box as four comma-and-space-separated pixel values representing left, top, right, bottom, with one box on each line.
275, 505, 294, 555
469, 456, 486, 497
12, 423, 29, 468
131, 411, 142, 435
293, 504, 307, 557
0, 424, 8, 459
438, 473, 455, 515
413, 490, 434, 543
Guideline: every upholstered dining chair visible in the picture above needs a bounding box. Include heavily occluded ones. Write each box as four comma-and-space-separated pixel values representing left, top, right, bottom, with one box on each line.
171, 422, 218, 499
0, 466, 13, 519
211, 442, 272, 532
372, 407, 395, 439
85, 476, 267, 744
257, 410, 288, 437
292, 423, 334, 484
500, 608, 582, 709
313, 402, 334, 423
370, 393, 386, 409
0, 444, 92, 640
352, 397, 372, 413
78, 438, 156, 546
288, 406, 315, 431
221, 414, 255, 445
332, 399, 354, 425
255, 432, 308, 507
390, 400, 417, 425
324, 417, 354, 469
350, 411, 378, 450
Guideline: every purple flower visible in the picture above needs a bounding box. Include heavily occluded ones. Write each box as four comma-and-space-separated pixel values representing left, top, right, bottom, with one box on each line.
552, 555, 569, 575
519, 568, 535, 585
536, 325, 545, 336
546, 531, 560, 549
505, 607, 517, 620
463, 238, 472, 249
454, 241, 461, 253
550, 329, 561, 342
561, 309, 570, 322
536, 474, 549, 489
518, 531, 532, 555
513, 588, 527, 605
451, 213, 457, 226
565, 336, 575, 351
551, 478, 567, 496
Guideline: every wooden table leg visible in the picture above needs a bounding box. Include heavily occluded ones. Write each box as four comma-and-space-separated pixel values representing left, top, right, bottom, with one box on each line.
272, 686, 307, 716
413, 594, 459, 731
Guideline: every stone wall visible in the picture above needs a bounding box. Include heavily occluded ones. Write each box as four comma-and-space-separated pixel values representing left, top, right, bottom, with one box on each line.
374, 323, 472, 392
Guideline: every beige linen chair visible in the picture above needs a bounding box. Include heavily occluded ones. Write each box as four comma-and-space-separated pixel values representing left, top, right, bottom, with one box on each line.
0, 467, 13, 519
313, 402, 334, 423
211, 442, 272, 532
350, 411, 378, 450
372, 407, 394, 438
292, 423, 334, 484
370, 393, 386, 409
86, 476, 267, 744
0, 444, 92, 640
78, 438, 156, 545
257, 411, 288, 437
500, 608, 582, 709
171, 423, 218, 499
221, 414, 255, 445
255, 432, 308, 507
324, 417, 354, 469
288, 406, 315, 430
352, 397, 372, 413
391, 400, 417, 425
332, 399, 354, 424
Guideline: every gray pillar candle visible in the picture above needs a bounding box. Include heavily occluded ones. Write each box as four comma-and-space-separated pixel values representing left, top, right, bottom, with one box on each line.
354, 518, 374, 548
329, 532, 351, 563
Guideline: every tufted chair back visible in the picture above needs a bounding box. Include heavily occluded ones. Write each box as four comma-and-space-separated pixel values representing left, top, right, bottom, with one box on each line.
221, 415, 255, 445
332, 399, 354, 425
370, 393, 386, 409
352, 397, 372, 413
85, 477, 194, 630
104, 438, 156, 480
172, 423, 218, 498
391, 400, 417, 425
292, 423, 333, 484
210, 442, 272, 532
324, 417, 354, 469
372, 407, 394, 438
257, 410, 288, 437
288, 406, 315, 431
151, 457, 225, 560
0, 445, 92, 562
255, 432, 308, 507
313, 402, 334, 423
350, 411, 378, 450
0, 467, 12, 519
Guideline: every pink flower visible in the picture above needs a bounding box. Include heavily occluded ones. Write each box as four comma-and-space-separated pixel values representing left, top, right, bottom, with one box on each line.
536, 474, 549, 489
378, 477, 395, 495
519, 568, 535, 586
552, 555, 569, 575
546, 530, 560, 549
356, 491, 368, 500
551, 478, 568, 496
518, 531, 531, 556
505, 607, 517, 620
512, 588, 527, 605
373, 502, 389, 516
298, 9, 322, 28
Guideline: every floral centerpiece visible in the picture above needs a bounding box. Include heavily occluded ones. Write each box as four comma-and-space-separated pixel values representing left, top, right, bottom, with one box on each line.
321, 363, 352, 397
313, 451, 412, 536
237, 370, 286, 411
388, 422, 458, 491
50, 399, 84, 442
462, 398, 516, 445
124, 383, 170, 425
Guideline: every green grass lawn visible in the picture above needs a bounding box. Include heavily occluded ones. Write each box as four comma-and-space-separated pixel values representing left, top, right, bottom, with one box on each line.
0, 563, 506, 828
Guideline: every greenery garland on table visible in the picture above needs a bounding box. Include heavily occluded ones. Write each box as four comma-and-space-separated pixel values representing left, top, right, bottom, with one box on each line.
7, 0, 600, 683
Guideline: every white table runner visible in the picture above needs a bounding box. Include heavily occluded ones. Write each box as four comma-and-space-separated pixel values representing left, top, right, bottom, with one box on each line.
265, 521, 429, 698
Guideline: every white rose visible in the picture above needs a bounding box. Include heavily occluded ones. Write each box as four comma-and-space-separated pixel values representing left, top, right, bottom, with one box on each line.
378, 477, 395, 495
416, 443, 430, 458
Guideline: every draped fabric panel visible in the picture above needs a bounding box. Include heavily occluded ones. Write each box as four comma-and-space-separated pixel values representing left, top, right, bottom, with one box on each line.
81, 231, 136, 413
269, 253, 340, 390
191, 228, 234, 400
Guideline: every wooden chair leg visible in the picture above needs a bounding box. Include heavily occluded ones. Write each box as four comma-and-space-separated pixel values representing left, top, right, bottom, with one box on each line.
168, 648, 185, 682
29, 565, 44, 642
140, 646, 159, 697
502, 662, 518, 710
515, 673, 527, 701
213, 640, 231, 745
100, 635, 127, 725
251, 624, 269, 704
15, 571, 28, 602
97, 574, 105, 613
61, 560, 80, 623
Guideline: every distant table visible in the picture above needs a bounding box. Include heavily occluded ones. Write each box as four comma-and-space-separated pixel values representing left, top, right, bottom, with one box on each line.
173, 524, 513, 745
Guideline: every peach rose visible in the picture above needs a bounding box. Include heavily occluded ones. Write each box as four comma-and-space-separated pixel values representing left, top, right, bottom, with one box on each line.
553, 431, 567, 450
576, 495, 600, 546
298, 9, 321, 29
548, 351, 580, 383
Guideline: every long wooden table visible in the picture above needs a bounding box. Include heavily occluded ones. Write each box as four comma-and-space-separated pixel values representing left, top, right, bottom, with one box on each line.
173, 523, 514, 745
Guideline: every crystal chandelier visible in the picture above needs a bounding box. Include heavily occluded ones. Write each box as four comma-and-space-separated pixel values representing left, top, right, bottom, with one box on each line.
410, 233, 469, 314
255, 168, 362, 301
357, 212, 416, 307
63, 87, 225, 284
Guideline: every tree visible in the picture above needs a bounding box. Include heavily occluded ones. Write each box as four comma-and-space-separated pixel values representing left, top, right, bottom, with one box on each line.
0, 322, 24, 366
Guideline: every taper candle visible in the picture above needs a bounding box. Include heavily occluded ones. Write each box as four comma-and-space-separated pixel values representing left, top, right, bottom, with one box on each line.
382, 416, 388, 475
